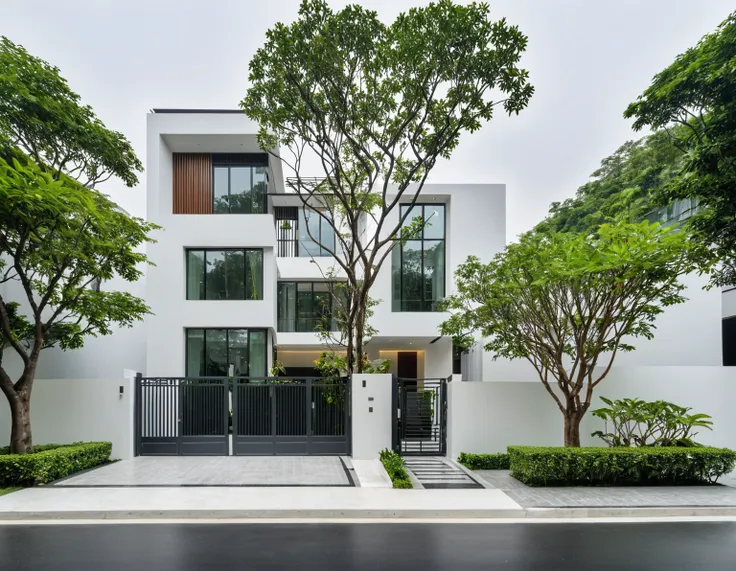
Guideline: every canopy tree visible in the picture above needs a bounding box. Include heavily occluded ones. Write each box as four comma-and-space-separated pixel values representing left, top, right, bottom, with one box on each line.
440, 221, 706, 446
0, 159, 157, 453
241, 0, 533, 373
624, 11, 736, 286
0, 36, 142, 187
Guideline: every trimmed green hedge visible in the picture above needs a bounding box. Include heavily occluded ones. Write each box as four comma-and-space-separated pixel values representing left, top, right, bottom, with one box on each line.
379, 449, 413, 489
508, 446, 736, 487
457, 452, 510, 470
0, 443, 64, 455
0, 442, 112, 487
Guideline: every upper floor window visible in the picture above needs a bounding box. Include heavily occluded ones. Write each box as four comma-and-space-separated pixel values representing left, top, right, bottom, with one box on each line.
172, 153, 268, 215
392, 203, 446, 312
186, 249, 263, 300
213, 155, 267, 214
277, 281, 341, 332
275, 206, 336, 257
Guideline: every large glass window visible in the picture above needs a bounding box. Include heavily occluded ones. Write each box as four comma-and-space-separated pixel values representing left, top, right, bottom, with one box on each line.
212, 164, 267, 214
186, 328, 268, 377
277, 282, 340, 332
392, 204, 446, 312
298, 208, 336, 257
186, 249, 263, 300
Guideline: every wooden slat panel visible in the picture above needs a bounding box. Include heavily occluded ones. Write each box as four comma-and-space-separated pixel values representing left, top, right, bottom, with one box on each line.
172, 153, 213, 214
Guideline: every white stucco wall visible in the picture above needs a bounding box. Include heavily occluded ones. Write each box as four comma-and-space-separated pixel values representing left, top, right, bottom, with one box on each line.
145, 112, 280, 377
447, 366, 736, 458
351, 374, 393, 460
0, 374, 135, 459
370, 184, 506, 340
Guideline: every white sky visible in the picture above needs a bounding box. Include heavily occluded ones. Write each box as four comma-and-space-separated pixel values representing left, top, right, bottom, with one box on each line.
1, 0, 732, 240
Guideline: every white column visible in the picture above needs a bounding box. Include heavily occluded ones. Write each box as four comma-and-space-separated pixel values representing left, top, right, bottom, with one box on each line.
351, 374, 393, 460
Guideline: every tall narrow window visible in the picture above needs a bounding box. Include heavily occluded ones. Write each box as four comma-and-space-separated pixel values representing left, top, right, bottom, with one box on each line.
298, 208, 336, 257
186, 249, 263, 300
186, 328, 268, 377
392, 204, 446, 312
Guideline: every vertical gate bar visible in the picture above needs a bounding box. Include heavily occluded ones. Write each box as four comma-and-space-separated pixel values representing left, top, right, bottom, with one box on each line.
306, 378, 312, 454
177, 378, 183, 455
391, 376, 398, 452
270, 381, 276, 451
232, 378, 238, 455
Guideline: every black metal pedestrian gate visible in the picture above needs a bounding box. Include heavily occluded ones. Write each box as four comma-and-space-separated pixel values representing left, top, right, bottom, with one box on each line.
134, 375, 351, 456
394, 377, 448, 456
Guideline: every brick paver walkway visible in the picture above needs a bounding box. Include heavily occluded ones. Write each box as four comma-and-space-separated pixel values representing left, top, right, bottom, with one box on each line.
475, 470, 736, 507
54, 456, 352, 487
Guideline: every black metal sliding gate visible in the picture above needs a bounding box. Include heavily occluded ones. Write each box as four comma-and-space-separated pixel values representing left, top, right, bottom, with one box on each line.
134, 375, 351, 456
394, 377, 448, 456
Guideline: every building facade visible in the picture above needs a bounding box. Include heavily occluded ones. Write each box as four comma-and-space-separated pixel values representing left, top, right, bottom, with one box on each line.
143, 110, 507, 382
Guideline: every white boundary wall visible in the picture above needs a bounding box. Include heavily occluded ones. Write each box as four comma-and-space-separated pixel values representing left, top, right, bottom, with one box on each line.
351, 374, 393, 460
0, 373, 135, 460
447, 366, 736, 458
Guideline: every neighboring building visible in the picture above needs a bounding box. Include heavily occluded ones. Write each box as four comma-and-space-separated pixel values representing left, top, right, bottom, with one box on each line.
144, 109, 506, 382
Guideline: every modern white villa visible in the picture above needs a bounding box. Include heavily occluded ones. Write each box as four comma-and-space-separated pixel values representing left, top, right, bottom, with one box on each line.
1, 109, 734, 460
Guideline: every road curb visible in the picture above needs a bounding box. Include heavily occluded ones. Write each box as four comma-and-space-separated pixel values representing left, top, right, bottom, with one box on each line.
2, 506, 736, 521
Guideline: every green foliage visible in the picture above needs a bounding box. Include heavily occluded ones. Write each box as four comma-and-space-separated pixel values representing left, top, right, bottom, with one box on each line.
508, 445, 736, 486
314, 351, 391, 379
457, 452, 510, 470
0, 37, 141, 187
536, 129, 687, 235
0, 487, 20, 496
0, 443, 64, 455
0, 158, 156, 453
624, 12, 736, 286
0, 442, 112, 487
379, 448, 413, 489
591, 397, 713, 447
440, 220, 707, 446
242, 0, 532, 373
0, 159, 157, 352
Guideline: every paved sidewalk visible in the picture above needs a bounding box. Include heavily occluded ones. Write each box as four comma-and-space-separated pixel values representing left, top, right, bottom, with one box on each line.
475, 470, 736, 508
55, 457, 352, 487
0, 487, 523, 520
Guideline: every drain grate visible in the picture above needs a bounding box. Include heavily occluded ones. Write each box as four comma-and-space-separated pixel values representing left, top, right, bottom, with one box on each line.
403, 457, 482, 489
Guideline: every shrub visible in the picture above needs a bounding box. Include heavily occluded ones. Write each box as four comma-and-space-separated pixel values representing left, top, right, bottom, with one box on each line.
0, 442, 112, 487
0, 443, 64, 455
508, 445, 736, 487
591, 397, 713, 447
379, 448, 413, 489
457, 452, 510, 470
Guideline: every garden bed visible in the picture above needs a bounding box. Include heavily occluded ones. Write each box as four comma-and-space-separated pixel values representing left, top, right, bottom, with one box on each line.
0, 442, 112, 487
379, 449, 413, 489
508, 445, 736, 487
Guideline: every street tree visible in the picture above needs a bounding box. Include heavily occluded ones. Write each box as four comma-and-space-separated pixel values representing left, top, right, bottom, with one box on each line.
624, 11, 736, 286
0, 159, 157, 453
0, 36, 142, 187
439, 221, 705, 446
242, 0, 533, 373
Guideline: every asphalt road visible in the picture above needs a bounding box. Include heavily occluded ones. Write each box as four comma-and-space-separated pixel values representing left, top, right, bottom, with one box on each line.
0, 522, 734, 570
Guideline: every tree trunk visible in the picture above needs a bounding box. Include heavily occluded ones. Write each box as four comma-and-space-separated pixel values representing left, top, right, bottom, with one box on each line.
9, 390, 32, 454
563, 409, 582, 447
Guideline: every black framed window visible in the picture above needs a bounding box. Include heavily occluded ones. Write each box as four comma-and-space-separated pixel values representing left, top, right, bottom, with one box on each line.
392, 204, 446, 312
277, 282, 340, 332
186, 328, 268, 377
298, 208, 336, 257
186, 249, 263, 300
212, 154, 268, 214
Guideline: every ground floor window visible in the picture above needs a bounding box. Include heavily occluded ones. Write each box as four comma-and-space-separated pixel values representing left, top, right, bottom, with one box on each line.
186, 328, 268, 377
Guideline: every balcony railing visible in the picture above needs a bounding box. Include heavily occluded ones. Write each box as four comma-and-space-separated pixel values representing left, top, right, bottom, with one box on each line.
277, 317, 338, 333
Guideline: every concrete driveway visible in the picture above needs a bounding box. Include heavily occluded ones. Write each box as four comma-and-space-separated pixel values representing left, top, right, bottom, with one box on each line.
53, 456, 354, 487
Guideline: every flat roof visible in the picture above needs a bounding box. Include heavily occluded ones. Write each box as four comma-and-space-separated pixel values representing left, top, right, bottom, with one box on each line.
150, 109, 244, 114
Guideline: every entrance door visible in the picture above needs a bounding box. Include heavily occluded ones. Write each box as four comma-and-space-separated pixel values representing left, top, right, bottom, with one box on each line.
397, 351, 418, 379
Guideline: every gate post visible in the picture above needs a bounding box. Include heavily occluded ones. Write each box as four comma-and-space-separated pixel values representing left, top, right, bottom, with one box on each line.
351, 374, 393, 460
134, 372, 142, 457
391, 376, 398, 452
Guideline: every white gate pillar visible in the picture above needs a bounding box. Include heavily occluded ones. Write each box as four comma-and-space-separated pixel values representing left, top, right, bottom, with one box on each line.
351, 374, 393, 459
